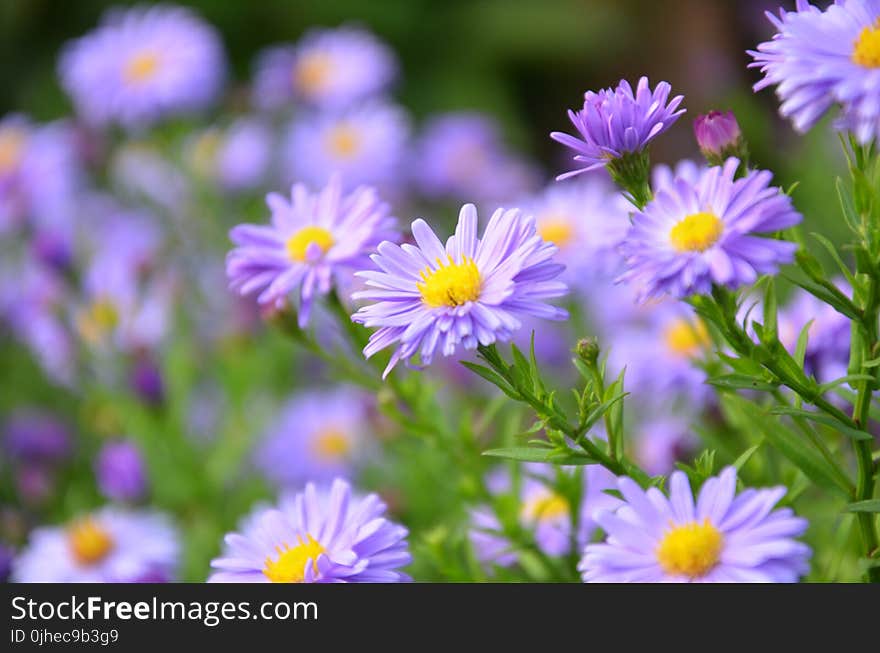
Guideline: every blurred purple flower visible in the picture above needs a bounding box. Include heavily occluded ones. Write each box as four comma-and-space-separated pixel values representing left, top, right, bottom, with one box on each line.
58, 4, 225, 130
0, 115, 82, 236
129, 356, 165, 407
634, 416, 700, 476
12, 507, 179, 582
95, 441, 148, 502
411, 112, 540, 203
253, 26, 396, 111
254, 387, 371, 488
282, 100, 410, 192
4, 411, 71, 464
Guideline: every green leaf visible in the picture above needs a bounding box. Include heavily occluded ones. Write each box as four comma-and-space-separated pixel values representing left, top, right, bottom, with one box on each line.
793, 320, 813, 368
845, 500, 880, 513
783, 273, 861, 321
732, 443, 762, 471
769, 406, 873, 440
460, 361, 519, 400
836, 176, 862, 234
810, 232, 856, 287
721, 396, 852, 498
581, 391, 628, 433
482, 447, 596, 465
707, 373, 779, 392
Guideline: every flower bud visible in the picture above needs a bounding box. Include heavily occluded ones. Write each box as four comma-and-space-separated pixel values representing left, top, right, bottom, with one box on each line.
576, 337, 601, 366
694, 111, 745, 164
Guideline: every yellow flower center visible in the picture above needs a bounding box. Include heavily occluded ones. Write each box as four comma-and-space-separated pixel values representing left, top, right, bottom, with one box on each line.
312, 428, 351, 460
537, 215, 575, 248
325, 123, 361, 159
263, 535, 326, 583
285, 225, 335, 262
853, 20, 880, 67
521, 491, 570, 523
664, 318, 711, 357
294, 53, 333, 94
68, 519, 115, 566
77, 298, 120, 343
0, 127, 26, 175
656, 519, 724, 578
417, 256, 482, 308
123, 51, 160, 84
669, 211, 723, 252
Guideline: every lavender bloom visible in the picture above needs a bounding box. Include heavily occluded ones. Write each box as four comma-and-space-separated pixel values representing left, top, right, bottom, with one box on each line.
621, 158, 801, 300
12, 508, 179, 582
0, 115, 81, 235
411, 113, 540, 203
253, 26, 396, 111
216, 119, 273, 192
254, 388, 371, 488
208, 478, 411, 582
282, 101, 409, 192
4, 412, 71, 465
352, 204, 569, 377
523, 177, 630, 285
749, 0, 880, 143
607, 302, 713, 409
58, 4, 225, 130
551, 77, 685, 178
95, 441, 148, 502
694, 110, 744, 160
579, 467, 811, 582
226, 175, 397, 326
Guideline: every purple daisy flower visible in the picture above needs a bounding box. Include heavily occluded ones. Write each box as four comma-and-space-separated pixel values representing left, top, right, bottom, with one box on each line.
524, 176, 630, 285
551, 77, 685, 179
208, 478, 411, 582
620, 158, 802, 300
579, 466, 811, 582
12, 507, 179, 582
749, 0, 880, 143
282, 101, 410, 192
253, 26, 396, 112
410, 112, 540, 203
254, 387, 372, 488
186, 118, 273, 193
351, 204, 569, 377
58, 4, 225, 130
226, 175, 397, 326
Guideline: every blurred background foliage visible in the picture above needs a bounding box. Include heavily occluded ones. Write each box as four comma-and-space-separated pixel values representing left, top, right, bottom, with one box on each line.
0, 0, 849, 243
